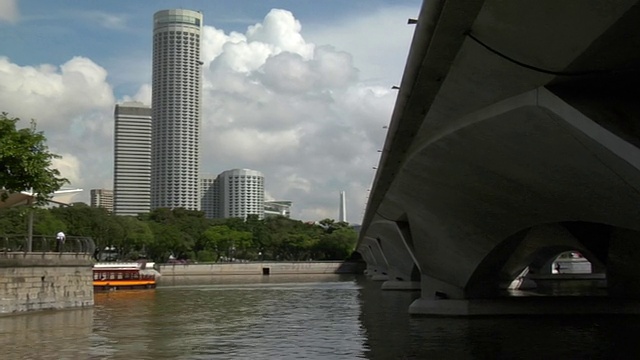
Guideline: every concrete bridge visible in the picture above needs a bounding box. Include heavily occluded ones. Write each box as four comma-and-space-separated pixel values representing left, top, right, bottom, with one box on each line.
358, 0, 640, 315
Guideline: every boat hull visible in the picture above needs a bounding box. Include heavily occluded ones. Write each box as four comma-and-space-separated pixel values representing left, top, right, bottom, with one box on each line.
93, 280, 156, 291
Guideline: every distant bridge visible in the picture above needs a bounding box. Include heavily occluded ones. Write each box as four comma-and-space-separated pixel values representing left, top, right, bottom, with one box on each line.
358, 0, 640, 315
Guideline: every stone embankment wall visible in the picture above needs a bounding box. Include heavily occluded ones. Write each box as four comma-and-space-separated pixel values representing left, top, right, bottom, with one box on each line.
0, 252, 94, 314
159, 261, 363, 276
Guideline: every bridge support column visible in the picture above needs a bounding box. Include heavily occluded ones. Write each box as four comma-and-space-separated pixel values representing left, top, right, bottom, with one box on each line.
359, 238, 389, 281
364, 220, 421, 290
606, 228, 640, 298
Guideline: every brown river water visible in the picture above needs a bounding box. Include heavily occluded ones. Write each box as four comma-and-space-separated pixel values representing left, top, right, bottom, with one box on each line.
2, 274, 640, 359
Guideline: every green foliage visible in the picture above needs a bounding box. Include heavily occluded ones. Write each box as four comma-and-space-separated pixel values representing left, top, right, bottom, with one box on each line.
32, 208, 66, 235
0, 207, 27, 234
1, 200, 359, 262
315, 227, 357, 260
114, 216, 153, 258
0, 113, 68, 204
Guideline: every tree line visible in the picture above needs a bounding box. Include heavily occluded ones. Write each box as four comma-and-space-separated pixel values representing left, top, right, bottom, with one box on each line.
0, 204, 359, 263
1, 112, 358, 262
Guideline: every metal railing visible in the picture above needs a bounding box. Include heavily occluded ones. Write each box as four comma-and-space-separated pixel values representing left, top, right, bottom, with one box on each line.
0, 234, 95, 255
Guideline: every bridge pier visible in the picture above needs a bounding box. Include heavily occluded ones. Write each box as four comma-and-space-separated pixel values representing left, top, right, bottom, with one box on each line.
363, 219, 422, 290
357, 0, 640, 316
381, 280, 421, 291
359, 240, 389, 281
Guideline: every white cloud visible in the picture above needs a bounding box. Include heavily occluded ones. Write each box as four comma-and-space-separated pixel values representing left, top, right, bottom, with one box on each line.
0, 56, 114, 126
1, 5, 417, 221
0, 0, 19, 23
196, 8, 403, 221
246, 9, 314, 60
304, 5, 419, 85
51, 153, 82, 186
0, 56, 116, 203
203, 9, 314, 73
120, 83, 151, 105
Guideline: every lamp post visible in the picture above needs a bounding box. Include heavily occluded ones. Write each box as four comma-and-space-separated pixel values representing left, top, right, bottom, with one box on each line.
27, 197, 33, 252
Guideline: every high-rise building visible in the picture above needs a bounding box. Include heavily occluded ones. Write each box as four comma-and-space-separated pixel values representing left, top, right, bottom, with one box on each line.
200, 175, 220, 219
113, 102, 152, 216
339, 190, 347, 222
151, 9, 203, 210
90, 189, 114, 213
216, 169, 265, 219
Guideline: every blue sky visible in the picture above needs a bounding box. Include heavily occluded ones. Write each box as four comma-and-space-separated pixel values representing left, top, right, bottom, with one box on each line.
0, 0, 422, 222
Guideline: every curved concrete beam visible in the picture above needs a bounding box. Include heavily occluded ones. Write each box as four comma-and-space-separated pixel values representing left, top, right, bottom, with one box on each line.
365, 220, 421, 290
361, 0, 640, 315
359, 238, 389, 281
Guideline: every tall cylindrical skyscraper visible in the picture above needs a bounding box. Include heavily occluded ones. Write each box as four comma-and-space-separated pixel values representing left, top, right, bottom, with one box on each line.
151, 9, 203, 210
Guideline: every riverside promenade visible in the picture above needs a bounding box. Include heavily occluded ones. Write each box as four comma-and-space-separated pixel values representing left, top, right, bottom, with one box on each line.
158, 261, 364, 277
0, 235, 95, 314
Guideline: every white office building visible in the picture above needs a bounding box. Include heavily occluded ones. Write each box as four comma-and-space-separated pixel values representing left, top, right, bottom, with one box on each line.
151, 9, 203, 210
90, 189, 114, 213
215, 169, 265, 219
200, 175, 220, 219
113, 102, 152, 216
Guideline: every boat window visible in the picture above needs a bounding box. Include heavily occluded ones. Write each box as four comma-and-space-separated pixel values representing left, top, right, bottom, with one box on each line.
110, 273, 117, 280
124, 272, 131, 280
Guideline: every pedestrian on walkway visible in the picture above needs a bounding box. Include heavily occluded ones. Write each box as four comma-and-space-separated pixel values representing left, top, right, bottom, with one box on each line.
56, 231, 66, 252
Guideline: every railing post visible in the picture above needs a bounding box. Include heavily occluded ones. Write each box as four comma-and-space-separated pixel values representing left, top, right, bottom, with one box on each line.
27, 210, 34, 252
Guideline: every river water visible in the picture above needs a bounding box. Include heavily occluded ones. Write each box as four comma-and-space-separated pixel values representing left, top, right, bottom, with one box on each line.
2, 274, 640, 359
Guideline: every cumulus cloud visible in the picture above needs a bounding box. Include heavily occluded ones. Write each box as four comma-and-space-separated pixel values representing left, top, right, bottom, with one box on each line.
246, 9, 314, 60
51, 153, 82, 186
199, 8, 396, 221
0, 56, 116, 203
1, 6, 413, 221
0, 0, 19, 23
304, 5, 418, 85
0, 56, 114, 126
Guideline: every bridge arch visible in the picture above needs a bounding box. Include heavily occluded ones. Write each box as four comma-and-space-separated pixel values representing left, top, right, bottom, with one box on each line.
464, 221, 640, 298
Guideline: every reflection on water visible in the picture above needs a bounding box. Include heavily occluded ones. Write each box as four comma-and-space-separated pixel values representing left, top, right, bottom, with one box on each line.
0, 307, 93, 359
3, 275, 640, 359
93, 274, 364, 360
157, 274, 349, 287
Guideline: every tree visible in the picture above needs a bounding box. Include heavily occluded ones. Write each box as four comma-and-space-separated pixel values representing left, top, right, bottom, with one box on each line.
32, 208, 67, 236
0, 207, 26, 234
202, 225, 252, 261
0, 113, 68, 204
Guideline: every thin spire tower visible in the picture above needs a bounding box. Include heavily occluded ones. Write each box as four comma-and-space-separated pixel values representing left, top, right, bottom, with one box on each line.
339, 191, 347, 223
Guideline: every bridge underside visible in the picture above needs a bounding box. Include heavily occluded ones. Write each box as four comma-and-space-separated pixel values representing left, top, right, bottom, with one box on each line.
359, 0, 640, 315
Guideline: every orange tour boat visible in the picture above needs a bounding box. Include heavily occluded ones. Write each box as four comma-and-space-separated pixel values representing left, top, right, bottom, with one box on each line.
93, 262, 160, 291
